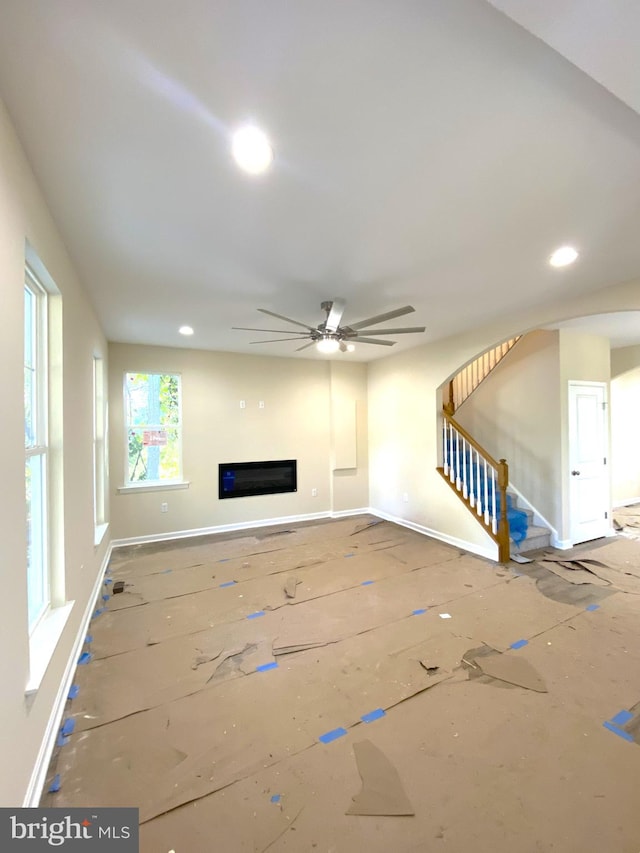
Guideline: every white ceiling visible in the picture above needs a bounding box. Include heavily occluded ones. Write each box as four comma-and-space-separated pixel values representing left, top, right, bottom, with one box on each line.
1, 0, 640, 360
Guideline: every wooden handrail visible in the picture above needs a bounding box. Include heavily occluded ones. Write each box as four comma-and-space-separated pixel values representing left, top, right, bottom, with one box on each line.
442, 410, 502, 472
441, 410, 511, 563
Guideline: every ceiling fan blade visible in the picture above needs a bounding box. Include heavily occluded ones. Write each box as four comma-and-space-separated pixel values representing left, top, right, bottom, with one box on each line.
295, 341, 316, 352
348, 305, 415, 331
351, 326, 426, 336
325, 299, 346, 333
233, 326, 309, 334
352, 337, 396, 346
250, 337, 312, 344
258, 308, 316, 331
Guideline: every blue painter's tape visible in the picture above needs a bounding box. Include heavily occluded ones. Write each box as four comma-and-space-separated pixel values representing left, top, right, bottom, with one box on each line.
270, 794, 281, 803
361, 580, 374, 586
611, 709, 634, 726
85, 635, 93, 644
61, 719, 75, 737
344, 553, 355, 558
361, 708, 386, 723
77, 652, 92, 665
412, 608, 427, 615
104, 578, 113, 585
319, 727, 348, 744
218, 558, 230, 563
102, 594, 110, 602
247, 611, 265, 619
219, 581, 237, 588
56, 733, 69, 748
161, 569, 173, 574
92, 608, 104, 619
68, 685, 80, 700
603, 721, 634, 742
586, 603, 600, 612
256, 662, 279, 672
48, 775, 61, 793
510, 639, 528, 650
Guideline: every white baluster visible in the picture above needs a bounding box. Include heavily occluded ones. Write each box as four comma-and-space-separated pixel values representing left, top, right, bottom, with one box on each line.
462, 438, 468, 499
455, 427, 461, 491
476, 450, 483, 515
443, 418, 449, 477
449, 424, 455, 483
491, 467, 497, 534
469, 446, 475, 508
483, 458, 489, 525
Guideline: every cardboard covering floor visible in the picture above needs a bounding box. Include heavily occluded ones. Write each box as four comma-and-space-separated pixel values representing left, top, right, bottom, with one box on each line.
44, 516, 640, 852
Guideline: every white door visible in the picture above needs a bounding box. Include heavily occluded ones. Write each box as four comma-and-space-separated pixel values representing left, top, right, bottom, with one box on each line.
568, 382, 610, 544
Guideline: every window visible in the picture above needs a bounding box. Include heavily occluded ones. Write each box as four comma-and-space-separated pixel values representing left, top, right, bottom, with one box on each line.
93, 356, 109, 541
24, 270, 49, 631
125, 373, 182, 485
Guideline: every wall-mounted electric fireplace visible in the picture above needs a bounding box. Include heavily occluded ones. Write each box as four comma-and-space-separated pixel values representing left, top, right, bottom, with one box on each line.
218, 459, 297, 499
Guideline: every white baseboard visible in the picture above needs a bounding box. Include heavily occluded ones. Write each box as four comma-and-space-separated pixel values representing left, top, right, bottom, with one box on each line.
109, 510, 370, 549
369, 508, 498, 562
330, 507, 371, 519
550, 536, 573, 550
613, 497, 640, 508
23, 541, 114, 807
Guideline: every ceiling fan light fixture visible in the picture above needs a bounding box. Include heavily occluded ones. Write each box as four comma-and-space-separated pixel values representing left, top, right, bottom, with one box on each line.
231, 125, 273, 175
346, 344, 355, 352
179, 325, 194, 336
316, 335, 340, 354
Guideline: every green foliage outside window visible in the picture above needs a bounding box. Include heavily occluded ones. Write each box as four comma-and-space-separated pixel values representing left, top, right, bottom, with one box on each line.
126, 373, 181, 483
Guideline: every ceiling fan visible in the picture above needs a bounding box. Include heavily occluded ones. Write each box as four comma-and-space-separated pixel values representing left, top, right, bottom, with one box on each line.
233, 300, 426, 353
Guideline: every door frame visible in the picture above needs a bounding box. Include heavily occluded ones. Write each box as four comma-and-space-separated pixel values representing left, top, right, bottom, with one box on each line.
567, 380, 611, 545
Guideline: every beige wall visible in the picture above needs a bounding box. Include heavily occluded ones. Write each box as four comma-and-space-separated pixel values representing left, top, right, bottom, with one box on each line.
455, 331, 562, 532
611, 366, 640, 505
558, 330, 611, 542
368, 286, 638, 558
612, 344, 640, 378
0, 100, 109, 805
108, 346, 369, 540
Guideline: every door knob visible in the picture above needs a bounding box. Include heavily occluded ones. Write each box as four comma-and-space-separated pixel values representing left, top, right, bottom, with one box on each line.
571, 470, 581, 476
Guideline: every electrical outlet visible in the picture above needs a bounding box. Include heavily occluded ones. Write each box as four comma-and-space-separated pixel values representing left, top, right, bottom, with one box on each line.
258, 400, 265, 409
161, 502, 168, 513
311, 488, 318, 497
240, 400, 246, 409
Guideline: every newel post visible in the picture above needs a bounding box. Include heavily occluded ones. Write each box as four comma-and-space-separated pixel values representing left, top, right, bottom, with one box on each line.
497, 458, 510, 563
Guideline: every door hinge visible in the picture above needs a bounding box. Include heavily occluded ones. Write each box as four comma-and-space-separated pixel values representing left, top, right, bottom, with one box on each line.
602, 401, 607, 410
604, 457, 607, 465
605, 511, 608, 519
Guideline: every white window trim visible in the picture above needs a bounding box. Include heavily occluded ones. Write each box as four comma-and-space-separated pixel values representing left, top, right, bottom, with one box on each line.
25, 270, 50, 631
117, 480, 190, 495
26, 601, 75, 695
123, 372, 184, 488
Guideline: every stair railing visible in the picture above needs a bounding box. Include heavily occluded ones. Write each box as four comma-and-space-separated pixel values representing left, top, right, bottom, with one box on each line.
446, 336, 520, 414
439, 410, 510, 562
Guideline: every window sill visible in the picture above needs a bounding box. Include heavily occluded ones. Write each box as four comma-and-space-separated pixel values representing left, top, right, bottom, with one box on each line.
94, 522, 109, 547
26, 601, 75, 696
117, 481, 190, 495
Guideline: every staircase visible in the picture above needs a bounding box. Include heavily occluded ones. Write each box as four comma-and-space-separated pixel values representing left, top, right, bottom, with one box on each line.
439, 336, 551, 560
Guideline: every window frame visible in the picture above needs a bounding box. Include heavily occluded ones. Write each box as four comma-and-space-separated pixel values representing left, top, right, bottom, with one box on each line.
24, 268, 50, 633
93, 355, 109, 544
123, 372, 184, 488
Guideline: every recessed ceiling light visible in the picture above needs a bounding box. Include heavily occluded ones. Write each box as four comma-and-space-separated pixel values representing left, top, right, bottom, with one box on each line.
179, 325, 194, 336
231, 125, 273, 175
549, 246, 579, 267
